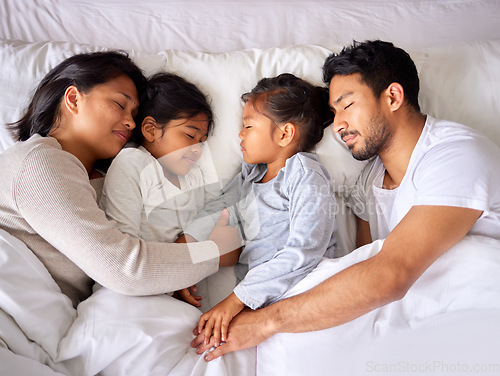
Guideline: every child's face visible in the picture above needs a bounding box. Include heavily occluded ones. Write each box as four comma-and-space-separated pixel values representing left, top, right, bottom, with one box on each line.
239, 101, 283, 165
150, 113, 209, 176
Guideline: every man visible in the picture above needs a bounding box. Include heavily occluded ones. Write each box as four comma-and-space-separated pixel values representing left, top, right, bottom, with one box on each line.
192, 40, 500, 361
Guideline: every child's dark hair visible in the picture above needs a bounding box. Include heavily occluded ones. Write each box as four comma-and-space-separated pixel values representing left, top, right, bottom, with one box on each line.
322, 40, 421, 112
132, 72, 214, 144
241, 73, 334, 153
9, 50, 147, 141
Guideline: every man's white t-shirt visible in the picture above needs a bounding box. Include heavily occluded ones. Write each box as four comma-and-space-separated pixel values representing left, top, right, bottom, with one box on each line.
349, 115, 500, 241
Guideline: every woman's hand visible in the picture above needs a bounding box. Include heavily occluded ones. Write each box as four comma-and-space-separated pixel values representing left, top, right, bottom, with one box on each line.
197, 292, 246, 347
208, 209, 242, 266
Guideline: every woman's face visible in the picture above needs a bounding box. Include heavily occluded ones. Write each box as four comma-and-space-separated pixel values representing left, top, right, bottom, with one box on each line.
70, 74, 140, 162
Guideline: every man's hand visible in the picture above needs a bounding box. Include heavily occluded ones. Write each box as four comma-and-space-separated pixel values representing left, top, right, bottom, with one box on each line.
192, 307, 275, 361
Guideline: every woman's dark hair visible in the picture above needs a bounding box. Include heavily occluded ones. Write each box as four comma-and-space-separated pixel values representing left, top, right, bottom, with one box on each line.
132, 72, 214, 144
9, 50, 147, 141
322, 40, 421, 112
241, 73, 334, 153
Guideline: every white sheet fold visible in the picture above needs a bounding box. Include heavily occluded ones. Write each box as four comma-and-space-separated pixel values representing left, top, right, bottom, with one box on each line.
0, 228, 255, 375
1, 227, 499, 375
257, 236, 500, 375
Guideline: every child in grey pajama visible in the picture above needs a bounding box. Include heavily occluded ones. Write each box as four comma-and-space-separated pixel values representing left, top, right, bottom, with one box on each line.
184, 73, 338, 347
185, 152, 337, 309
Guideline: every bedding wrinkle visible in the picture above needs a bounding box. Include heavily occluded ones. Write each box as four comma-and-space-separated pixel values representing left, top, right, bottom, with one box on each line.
258, 237, 500, 375
3, 0, 499, 53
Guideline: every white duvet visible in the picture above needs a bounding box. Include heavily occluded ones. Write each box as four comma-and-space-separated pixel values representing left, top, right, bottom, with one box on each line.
259, 237, 500, 375
1, 229, 500, 375
0, 228, 255, 376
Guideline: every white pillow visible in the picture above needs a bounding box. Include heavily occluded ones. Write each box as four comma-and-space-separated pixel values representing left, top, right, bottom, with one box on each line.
419, 39, 500, 147
158, 45, 428, 190
0, 229, 76, 358
157, 45, 345, 184
0, 38, 427, 256
0, 40, 98, 151
0, 39, 428, 189
0, 39, 165, 152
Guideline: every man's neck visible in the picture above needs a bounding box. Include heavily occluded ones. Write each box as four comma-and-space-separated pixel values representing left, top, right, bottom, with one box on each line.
380, 113, 426, 189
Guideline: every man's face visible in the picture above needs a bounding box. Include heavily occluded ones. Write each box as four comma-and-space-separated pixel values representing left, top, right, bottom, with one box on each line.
329, 73, 393, 161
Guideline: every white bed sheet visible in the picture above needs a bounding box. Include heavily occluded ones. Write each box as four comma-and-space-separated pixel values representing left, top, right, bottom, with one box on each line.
4, 224, 498, 376
1, 0, 500, 54
0, 228, 255, 376
258, 236, 500, 375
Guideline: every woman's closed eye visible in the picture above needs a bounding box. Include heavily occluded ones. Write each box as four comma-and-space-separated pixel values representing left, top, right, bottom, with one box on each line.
344, 103, 353, 110
114, 101, 125, 110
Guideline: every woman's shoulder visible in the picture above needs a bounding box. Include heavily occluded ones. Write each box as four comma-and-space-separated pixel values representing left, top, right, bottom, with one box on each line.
3, 135, 91, 193
12, 134, 62, 156
7, 135, 82, 171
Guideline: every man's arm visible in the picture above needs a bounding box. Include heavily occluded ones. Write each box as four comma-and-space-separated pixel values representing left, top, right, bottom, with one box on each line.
195, 205, 481, 360
355, 215, 372, 248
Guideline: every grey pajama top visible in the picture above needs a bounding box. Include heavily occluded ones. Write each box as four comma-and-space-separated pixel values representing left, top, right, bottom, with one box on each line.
185, 152, 337, 309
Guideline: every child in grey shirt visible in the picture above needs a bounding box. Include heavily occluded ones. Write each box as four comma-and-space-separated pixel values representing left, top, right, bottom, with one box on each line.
183, 73, 337, 347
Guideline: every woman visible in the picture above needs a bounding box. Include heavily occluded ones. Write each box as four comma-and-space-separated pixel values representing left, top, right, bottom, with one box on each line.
0, 51, 240, 308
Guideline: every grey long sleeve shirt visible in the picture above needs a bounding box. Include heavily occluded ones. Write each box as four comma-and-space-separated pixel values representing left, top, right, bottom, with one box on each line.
185, 152, 337, 309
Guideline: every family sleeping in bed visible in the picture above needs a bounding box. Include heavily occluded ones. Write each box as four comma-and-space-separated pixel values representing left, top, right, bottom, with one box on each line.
0, 39, 499, 373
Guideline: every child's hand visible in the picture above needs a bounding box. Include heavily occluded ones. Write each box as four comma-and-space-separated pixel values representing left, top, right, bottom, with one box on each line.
174, 285, 202, 307
198, 292, 245, 347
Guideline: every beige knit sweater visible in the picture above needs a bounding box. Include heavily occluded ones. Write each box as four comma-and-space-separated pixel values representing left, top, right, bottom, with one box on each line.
0, 135, 219, 307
